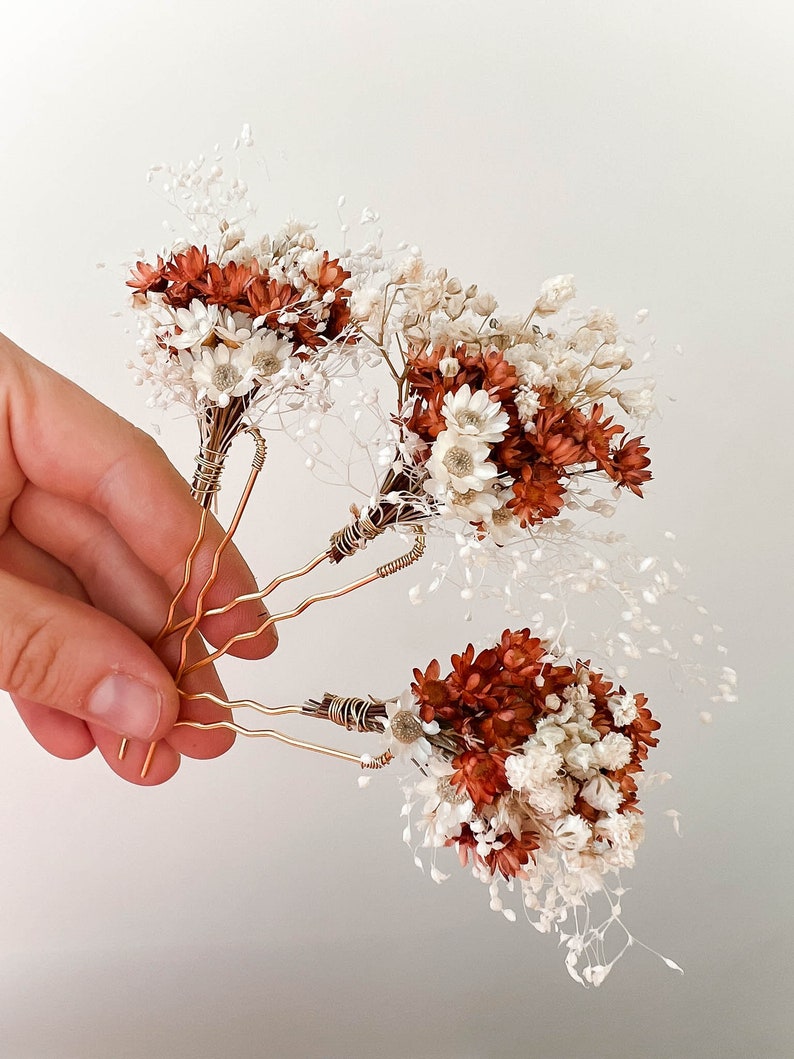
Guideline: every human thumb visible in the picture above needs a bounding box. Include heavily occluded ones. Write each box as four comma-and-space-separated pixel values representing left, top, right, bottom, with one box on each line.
0, 569, 180, 741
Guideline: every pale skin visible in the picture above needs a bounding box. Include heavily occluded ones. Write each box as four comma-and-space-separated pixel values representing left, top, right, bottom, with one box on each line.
0, 332, 277, 785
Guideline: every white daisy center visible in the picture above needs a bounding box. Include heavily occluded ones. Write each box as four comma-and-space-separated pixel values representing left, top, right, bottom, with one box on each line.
212, 364, 241, 392
456, 409, 484, 429
443, 447, 474, 477
253, 350, 282, 377
390, 710, 424, 744
492, 505, 513, 525
450, 488, 477, 505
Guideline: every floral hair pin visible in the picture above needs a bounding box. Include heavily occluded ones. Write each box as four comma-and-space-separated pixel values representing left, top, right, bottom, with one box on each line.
178, 627, 679, 986
125, 148, 655, 710
118, 134, 734, 985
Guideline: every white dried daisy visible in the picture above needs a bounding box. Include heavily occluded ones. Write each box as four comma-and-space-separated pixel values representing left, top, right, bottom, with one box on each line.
414, 753, 474, 846
240, 330, 293, 380
167, 299, 219, 351
425, 429, 498, 494
191, 344, 256, 406
441, 384, 510, 444
439, 483, 500, 524
383, 691, 440, 765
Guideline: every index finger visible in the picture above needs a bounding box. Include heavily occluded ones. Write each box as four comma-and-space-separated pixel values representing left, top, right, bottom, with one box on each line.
1, 334, 276, 658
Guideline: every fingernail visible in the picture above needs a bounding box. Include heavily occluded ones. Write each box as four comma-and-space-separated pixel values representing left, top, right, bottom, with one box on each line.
87, 674, 164, 740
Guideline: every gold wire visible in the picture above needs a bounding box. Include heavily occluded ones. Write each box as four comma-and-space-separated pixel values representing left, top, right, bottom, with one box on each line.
153, 506, 211, 653
118, 504, 212, 763
163, 548, 331, 634
180, 529, 426, 679
139, 428, 267, 779
174, 428, 267, 682
174, 719, 394, 769
179, 691, 305, 718
180, 571, 380, 676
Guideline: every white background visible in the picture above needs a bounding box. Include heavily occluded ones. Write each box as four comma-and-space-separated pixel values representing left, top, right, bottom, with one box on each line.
1, 2, 791, 1057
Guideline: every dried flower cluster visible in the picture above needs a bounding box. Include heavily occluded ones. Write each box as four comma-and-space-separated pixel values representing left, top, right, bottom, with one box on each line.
303, 243, 658, 564
125, 133, 734, 988
382, 629, 663, 983
404, 337, 651, 544
128, 217, 368, 470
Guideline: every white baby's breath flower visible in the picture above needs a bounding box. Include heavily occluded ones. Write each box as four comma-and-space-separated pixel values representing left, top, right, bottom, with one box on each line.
616, 382, 656, 422
468, 291, 497, 317
527, 777, 576, 816
592, 345, 631, 370
532, 719, 568, 746
349, 286, 384, 325
535, 274, 576, 316
580, 775, 623, 813
505, 337, 581, 401
563, 741, 598, 780
607, 692, 639, 726
391, 253, 425, 284
514, 384, 542, 427
553, 813, 591, 853
585, 308, 619, 341
505, 742, 563, 792
591, 731, 634, 771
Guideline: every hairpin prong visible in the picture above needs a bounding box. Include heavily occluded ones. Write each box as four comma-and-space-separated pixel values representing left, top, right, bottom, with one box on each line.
174, 718, 393, 769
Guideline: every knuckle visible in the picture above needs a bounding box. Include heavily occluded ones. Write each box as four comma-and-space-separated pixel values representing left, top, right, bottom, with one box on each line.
0, 612, 65, 702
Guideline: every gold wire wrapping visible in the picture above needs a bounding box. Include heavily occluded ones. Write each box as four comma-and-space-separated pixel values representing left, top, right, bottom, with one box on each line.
305, 694, 387, 732
191, 445, 228, 503
376, 529, 425, 577
328, 508, 384, 561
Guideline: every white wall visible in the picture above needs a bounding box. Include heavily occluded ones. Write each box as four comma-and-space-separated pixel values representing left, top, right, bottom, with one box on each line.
0, 3, 790, 1056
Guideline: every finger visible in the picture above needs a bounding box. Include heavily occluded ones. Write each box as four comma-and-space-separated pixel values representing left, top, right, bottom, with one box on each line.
0, 569, 180, 743
0, 524, 233, 781
90, 721, 181, 785
12, 482, 270, 663
93, 629, 235, 786
0, 527, 94, 755
12, 695, 95, 759
12, 486, 236, 762
1, 335, 277, 658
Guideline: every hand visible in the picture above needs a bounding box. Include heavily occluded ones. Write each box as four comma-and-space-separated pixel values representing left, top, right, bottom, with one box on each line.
0, 332, 277, 784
